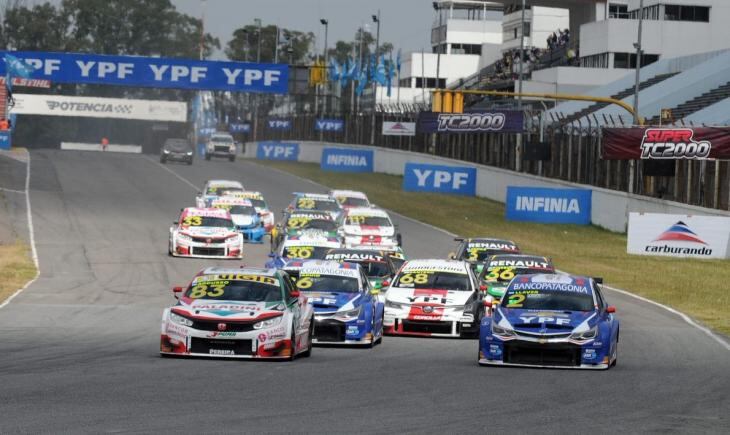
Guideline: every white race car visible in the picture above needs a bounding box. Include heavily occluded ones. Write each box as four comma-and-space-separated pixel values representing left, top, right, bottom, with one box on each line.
340, 207, 401, 249
383, 259, 483, 338
169, 207, 243, 259
266, 229, 342, 268
195, 179, 245, 208
329, 189, 371, 209
222, 191, 275, 233
160, 267, 314, 360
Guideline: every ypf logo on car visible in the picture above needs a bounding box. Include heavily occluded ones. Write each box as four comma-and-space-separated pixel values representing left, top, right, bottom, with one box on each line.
640, 128, 711, 159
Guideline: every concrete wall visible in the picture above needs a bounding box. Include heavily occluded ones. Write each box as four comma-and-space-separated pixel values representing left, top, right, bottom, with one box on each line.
245, 141, 730, 233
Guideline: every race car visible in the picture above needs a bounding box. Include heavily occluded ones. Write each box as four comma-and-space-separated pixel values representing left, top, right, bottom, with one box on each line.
195, 180, 245, 208
205, 132, 237, 161
160, 267, 314, 360
478, 254, 555, 307
479, 274, 619, 369
283, 260, 384, 346
271, 211, 338, 250
286, 193, 343, 220
329, 189, 371, 209
324, 248, 399, 292
210, 197, 265, 243
169, 207, 243, 259
449, 237, 521, 274
383, 259, 483, 338
340, 207, 401, 249
223, 191, 275, 233
265, 229, 342, 269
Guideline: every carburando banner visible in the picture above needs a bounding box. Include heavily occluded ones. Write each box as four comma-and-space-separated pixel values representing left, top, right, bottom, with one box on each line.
602, 127, 730, 159
416, 110, 524, 134
11, 94, 187, 122
627, 213, 730, 259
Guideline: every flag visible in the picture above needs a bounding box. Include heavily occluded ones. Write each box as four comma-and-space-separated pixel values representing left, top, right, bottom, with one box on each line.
374, 54, 387, 86
328, 58, 340, 82
355, 67, 368, 96
340, 58, 350, 87
396, 49, 402, 74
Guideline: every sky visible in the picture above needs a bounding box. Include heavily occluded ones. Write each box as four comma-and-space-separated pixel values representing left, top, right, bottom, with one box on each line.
172, 0, 436, 60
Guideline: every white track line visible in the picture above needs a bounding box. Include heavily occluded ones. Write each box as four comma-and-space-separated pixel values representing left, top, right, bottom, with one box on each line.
0, 187, 26, 194
0, 150, 40, 310
252, 159, 730, 351
144, 156, 200, 191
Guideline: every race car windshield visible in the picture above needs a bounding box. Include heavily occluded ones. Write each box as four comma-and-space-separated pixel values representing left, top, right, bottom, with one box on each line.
164, 140, 190, 152
461, 247, 508, 262
181, 216, 234, 228
302, 219, 338, 232
360, 261, 391, 277
225, 205, 256, 216
294, 275, 360, 293
186, 278, 282, 302
297, 198, 340, 212
207, 186, 242, 195
340, 197, 369, 207
501, 288, 594, 311
283, 246, 331, 260
346, 216, 391, 227
248, 198, 267, 209
393, 271, 470, 291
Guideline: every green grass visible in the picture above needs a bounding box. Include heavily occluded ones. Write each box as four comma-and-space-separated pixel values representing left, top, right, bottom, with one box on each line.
0, 241, 37, 304
257, 160, 730, 336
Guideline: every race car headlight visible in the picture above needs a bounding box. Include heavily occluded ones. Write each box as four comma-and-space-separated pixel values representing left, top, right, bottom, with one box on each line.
226, 234, 240, 242
177, 234, 193, 242
253, 315, 283, 330
163, 149, 170, 154
491, 322, 515, 337
186, 151, 193, 156
570, 326, 598, 341
385, 300, 405, 310
335, 306, 362, 321
170, 312, 193, 327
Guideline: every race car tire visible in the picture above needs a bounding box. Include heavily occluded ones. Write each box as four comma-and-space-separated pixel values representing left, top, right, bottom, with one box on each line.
287, 325, 297, 361
187, 159, 193, 165
396, 233, 403, 247
301, 319, 314, 358
205, 153, 211, 161
160, 157, 166, 164
228, 155, 235, 162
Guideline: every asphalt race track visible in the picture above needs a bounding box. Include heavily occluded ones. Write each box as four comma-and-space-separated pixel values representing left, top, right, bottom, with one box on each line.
1, 150, 728, 433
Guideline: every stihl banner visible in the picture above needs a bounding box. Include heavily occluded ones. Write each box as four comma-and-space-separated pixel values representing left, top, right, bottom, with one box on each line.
602, 127, 730, 160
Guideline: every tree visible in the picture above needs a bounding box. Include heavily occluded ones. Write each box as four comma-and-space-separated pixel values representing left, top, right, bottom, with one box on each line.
226, 23, 313, 64
327, 28, 393, 67
2, 2, 68, 51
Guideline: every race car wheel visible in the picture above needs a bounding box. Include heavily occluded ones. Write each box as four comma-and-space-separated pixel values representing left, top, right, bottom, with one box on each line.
301, 319, 314, 358
187, 159, 193, 165
205, 153, 211, 161
228, 155, 235, 162
159, 157, 166, 164
287, 325, 297, 361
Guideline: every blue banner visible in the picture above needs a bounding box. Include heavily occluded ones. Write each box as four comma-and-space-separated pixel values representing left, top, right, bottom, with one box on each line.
266, 118, 292, 130
256, 142, 299, 160
0, 51, 288, 93
505, 187, 592, 224
321, 148, 373, 172
0, 131, 10, 150
402, 163, 476, 196
229, 123, 250, 134
315, 118, 344, 132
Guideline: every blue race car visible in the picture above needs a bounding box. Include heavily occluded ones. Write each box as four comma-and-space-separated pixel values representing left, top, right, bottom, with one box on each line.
283, 260, 384, 346
479, 273, 619, 370
211, 197, 265, 243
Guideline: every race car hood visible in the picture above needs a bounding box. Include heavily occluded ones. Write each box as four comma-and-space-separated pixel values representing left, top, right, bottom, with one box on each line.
486, 283, 508, 298
231, 214, 256, 226
304, 291, 361, 312
173, 300, 283, 321
181, 226, 235, 238
386, 287, 473, 307
343, 224, 395, 237
495, 307, 597, 334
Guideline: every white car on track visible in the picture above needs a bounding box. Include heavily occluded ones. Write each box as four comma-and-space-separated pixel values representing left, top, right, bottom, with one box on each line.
169, 207, 243, 259
383, 259, 483, 338
222, 190, 275, 233
329, 189, 371, 209
160, 267, 314, 360
340, 207, 400, 249
195, 180, 245, 208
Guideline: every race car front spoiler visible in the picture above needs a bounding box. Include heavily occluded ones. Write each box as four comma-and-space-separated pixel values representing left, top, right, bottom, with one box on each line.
478, 357, 609, 370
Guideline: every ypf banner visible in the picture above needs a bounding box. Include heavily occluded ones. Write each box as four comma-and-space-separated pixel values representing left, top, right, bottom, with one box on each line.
602, 127, 730, 160
416, 111, 524, 134
315, 119, 344, 132
0, 51, 288, 94
403, 163, 476, 196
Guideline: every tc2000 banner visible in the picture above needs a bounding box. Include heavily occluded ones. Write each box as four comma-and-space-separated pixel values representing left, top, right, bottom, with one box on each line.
602, 127, 730, 159
0, 51, 288, 93
416, 111, 524, 134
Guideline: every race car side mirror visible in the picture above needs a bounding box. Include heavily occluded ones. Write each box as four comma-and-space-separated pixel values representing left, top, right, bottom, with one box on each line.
172, 286, 183, 299
483, 299, 492, 308
172, 221, 177, 225
290, 290, 301, 298
381, 280, 390, 288
606, 305, 616, 313
479, 284, 487, 292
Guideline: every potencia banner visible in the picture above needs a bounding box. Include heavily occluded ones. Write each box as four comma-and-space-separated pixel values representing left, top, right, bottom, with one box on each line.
602, 127, 730, 160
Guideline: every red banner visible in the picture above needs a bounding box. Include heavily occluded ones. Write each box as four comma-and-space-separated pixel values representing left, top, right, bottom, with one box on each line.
602, 127, 730, 160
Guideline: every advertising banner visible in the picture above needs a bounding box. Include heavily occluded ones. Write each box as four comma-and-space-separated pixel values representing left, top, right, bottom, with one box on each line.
320, 148, 373, 172
505, 187, 592, 225
602, 127, 730, 160
403, 163, 476, 195
256, 142, 299, 160
627, 213, 730, 259
0, 51, 288, 93
382, 121, 416, 136
266, 118, 292, 130
11, 94, 187, 122
314, 119, 344, 132
416, 111, 524, 134
228, 123, 250, 134
0, 131, 10, 150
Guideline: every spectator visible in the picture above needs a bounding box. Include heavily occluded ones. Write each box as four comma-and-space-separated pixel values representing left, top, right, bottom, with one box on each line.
0, 118, 9, 131
101, 137, 109, 151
